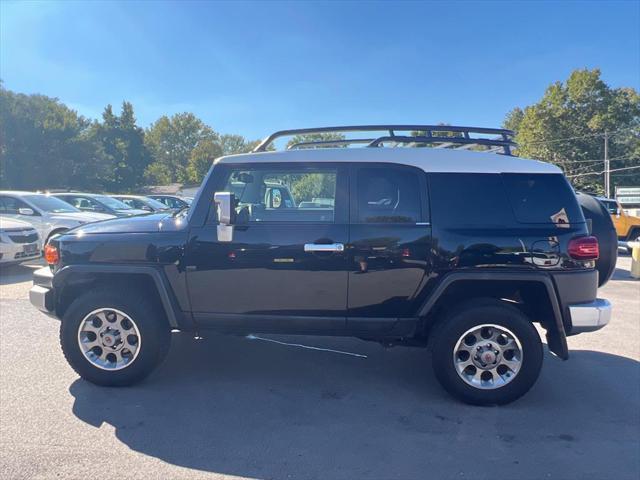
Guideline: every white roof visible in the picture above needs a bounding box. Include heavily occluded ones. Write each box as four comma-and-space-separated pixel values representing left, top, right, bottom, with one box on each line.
215, 147, 561, 174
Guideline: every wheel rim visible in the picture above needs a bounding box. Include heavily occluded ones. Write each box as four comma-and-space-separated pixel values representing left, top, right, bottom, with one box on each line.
77, 308, 142, 371
452, 324, 523, 390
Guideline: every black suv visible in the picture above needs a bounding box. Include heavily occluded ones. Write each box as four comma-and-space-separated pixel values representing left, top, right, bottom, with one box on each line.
30, 125, 615, 405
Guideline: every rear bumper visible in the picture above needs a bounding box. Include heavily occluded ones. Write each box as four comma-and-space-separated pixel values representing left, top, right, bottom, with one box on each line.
567, 298, 612, 334
29, 267, 56, 315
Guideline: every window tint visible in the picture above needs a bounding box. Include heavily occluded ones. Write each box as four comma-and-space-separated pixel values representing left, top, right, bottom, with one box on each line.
430, 173, 514, 227
0, 196, 31, 214
502, 173, 583, 224
356, 167, 421, 223
223, 168, 337, 223
61, 196, 101, 210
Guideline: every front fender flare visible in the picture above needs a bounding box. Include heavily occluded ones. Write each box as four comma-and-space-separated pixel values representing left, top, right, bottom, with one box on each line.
52, 265, 190, 329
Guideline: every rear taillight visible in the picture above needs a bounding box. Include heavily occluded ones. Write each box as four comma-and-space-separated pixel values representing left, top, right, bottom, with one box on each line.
44, 244, 60, 265
568, 236, 599, 260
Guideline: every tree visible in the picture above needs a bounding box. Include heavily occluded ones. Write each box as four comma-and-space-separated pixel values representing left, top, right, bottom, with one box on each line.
504, 69, 640, 193
286, 132, 346, 149
91, 101, 150, 192
145, 113, 218, 184
186, 137, 223, 183
0, 84, 103, 190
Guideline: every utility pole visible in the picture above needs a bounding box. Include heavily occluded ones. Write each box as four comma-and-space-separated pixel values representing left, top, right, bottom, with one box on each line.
604, 131, 610, 198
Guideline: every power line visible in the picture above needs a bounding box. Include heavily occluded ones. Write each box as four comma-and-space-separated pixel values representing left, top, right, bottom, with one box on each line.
517, 127, 639, 146
567, 164, 640, 178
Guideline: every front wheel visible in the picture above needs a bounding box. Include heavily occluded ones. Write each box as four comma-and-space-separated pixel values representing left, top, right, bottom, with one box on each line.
431, 298, 543, 405
60, 288, 171, 386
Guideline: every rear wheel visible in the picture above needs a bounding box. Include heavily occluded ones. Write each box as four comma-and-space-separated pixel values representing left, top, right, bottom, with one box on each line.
431, 298, 543, 405
60, 288, 171, 386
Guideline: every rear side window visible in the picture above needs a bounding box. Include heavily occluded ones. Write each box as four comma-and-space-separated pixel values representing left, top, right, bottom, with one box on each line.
356, 167, 421, 223
502, 173, 583, 224
429, 174, 513, 227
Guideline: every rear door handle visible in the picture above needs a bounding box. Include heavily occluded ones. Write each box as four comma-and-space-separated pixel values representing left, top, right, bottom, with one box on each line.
304, 243, 345, 253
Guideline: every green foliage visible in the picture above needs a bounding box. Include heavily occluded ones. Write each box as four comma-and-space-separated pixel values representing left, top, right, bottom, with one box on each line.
186, 137, 223, 183
288, 173, 336, 203
286, 132, 346, 149
144, 113, 218, 184
504, 69, 640, 193
92, 101, 151, 192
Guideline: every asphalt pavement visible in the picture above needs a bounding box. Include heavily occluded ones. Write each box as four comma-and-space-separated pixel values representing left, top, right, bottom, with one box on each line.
0, 257, 638, 480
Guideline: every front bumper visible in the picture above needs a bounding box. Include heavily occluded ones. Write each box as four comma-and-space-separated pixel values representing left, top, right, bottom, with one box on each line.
568, 299, 612, 334
29, 267, 56, 315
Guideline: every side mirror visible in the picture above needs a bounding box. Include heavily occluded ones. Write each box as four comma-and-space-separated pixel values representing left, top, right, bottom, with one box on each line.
18, 207, 35, 216
142, 205, 153, 212
214, 192, 235, 242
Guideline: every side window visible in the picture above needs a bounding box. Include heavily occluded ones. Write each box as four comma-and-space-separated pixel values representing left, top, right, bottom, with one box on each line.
68, 196, 99, 210
356, 167, 421, 223
223, 167, 338, 223
0, 196, 29, 214
429, 173, 514, 227
502, 173, 583, 224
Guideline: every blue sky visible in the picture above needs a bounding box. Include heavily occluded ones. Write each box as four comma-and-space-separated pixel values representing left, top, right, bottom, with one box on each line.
1, 0, 639, 140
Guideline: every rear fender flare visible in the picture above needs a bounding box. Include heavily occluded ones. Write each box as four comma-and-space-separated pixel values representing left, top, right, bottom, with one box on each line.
418, 271, 568, 359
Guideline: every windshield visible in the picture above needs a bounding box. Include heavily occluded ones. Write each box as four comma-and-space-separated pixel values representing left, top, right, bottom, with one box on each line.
94, 195, 132, 210
143, 197, 171, 210
24, 195, 80, 213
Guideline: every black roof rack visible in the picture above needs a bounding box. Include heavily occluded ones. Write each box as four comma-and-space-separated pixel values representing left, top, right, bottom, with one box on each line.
253, 125, 516, 156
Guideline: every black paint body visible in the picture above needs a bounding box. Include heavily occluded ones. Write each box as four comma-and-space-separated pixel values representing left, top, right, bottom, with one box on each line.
46, 162, 596, 356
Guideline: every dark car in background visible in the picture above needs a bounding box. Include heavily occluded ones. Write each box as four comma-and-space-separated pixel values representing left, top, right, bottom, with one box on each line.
111, 195, 171, 213
148, 195, 192, 210
54, 193, 148, 217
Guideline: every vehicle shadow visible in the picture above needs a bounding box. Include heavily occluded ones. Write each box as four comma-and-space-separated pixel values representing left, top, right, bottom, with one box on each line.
0, 261, 43, 285
69, 333, 640, 480
611, 267, 638, 282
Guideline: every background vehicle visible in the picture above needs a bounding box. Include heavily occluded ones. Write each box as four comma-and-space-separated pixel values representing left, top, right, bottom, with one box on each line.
111, 195, 171, 212
54, 193, 147, 217
597, 196, 640, 250
0, 191, 115, 245
148, 195, 192, 210
31, 125, 612, 406
0, 216, 41, 265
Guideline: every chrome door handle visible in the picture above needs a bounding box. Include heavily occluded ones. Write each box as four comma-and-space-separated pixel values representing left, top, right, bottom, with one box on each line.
304, 243, 345, 253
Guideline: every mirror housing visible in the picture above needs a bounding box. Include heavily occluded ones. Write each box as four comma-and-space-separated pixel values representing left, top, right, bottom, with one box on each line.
18, 207, 35, 216
214, 192, 235, 242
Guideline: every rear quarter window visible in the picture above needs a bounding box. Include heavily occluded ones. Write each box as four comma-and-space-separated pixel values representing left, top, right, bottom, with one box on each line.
502, 173, 584, 224
429, 173, 514, 227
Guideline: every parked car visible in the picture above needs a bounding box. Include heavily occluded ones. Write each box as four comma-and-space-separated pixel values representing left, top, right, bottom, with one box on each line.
54, 193, 148, 217
30, 125, 614, 405
596, 196, 640, 251
111, 195, 171, 213
147, 195, 192, 210
0, 191, 115, 245
0, 216, 42, 266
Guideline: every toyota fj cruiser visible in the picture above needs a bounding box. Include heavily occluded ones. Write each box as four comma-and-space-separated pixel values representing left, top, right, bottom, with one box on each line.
30, 125, 615, 405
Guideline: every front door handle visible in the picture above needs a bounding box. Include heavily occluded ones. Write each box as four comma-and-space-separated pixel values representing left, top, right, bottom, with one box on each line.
304, 243, 345, 253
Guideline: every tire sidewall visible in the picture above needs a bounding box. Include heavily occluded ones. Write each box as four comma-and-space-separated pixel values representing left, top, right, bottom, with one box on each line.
61, 289, 169, 386
432, 301, 543, 405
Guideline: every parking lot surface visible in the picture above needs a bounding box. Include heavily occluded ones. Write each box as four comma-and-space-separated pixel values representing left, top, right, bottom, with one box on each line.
1, 257, 638, 480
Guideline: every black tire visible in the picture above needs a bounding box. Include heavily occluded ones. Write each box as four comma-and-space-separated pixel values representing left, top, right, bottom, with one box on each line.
431, 298, 543, 406
60, 288, 171, 386
576, 192, 617, 286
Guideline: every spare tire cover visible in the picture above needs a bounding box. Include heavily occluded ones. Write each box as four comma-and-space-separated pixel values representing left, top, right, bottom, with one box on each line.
576, 192, 617, 287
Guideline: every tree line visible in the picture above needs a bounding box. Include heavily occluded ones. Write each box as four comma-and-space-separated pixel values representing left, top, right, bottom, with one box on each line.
0, 69, 638, 194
